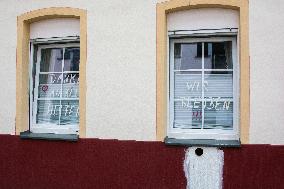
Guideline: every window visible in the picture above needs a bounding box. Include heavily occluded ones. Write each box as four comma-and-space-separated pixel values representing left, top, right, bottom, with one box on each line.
168, 37, 239, 141
30, 43, 80, 135
156, 1, 249, 144
16, 8, 87, 138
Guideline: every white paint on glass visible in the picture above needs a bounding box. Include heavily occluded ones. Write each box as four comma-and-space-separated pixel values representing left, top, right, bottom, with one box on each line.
168, 37, 239, 140
31, 44, 79, 134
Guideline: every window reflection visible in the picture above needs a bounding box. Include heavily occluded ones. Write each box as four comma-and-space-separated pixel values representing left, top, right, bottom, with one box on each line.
204, 41, 232, 69
40, 48, 63, 72
174, 43, 202, 70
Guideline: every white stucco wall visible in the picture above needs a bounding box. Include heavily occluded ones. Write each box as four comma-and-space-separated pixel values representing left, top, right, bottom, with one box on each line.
0, 0, 283, 144
86, 0, 156, 140
249, 0, 284, 144
0, 0, 157, 140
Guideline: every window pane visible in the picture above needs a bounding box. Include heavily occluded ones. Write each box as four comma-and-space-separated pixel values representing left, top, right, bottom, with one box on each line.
63, 73, 79, 84
60, 100, 79, 125
36, 100, 60, 124
173, 71, 202, 129
64, 47, 80, 71
39, 73, 63, 84
204, 41, 232, 69
204, 71, 233, 98
174, 71, 202, 98
170, 39, 236, 135
38, 73, 63, 98
174, 100, 202, 129
204, 70, 233, 129
33, 45, 81, 130
38, 84, 61, 98
204, 101, 233, 130
174, 43, 202, 70
62, 84, 79, 98
62, 73, 79, 98
40, 48, 63, 72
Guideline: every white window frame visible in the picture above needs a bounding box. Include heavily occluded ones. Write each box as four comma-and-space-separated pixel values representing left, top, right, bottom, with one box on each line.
168, 36, 239, 140
29, 43, 80, 135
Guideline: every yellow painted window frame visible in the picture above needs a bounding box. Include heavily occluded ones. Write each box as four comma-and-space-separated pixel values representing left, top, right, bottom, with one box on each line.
156, 0, 249, 143
16, 7, 87, 137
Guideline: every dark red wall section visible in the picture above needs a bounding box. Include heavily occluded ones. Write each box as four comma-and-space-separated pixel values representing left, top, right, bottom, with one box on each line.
0, 135, 186, 189
0, 135, 283, 189
223, 145, 284, 189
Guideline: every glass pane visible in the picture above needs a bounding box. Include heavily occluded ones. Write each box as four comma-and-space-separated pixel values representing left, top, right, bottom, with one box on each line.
204, 41, 232, 69
204, 100, 233, 130
204, 71, 233, 98
174, 100, 202, 129
40, 48, 63, 72
64, 47, 80, 71
38, 84, 61, 98
174, 43, 202, 70
63, 73, 79, 84
174, 71, 202, 98
62, 84, 79, 98
36, 100, 60, 124
39, 73, 63, 84
38, 73, 63, 98
204, 70, 234, 129
61, 73, 79, 98
60, 100, 79, 125
171, 40, 235, 131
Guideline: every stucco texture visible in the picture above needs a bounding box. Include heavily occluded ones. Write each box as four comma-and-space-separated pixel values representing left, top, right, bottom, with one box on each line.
0, 0, 283, 144
0, 0, 157, 140
249, 0, 284, 144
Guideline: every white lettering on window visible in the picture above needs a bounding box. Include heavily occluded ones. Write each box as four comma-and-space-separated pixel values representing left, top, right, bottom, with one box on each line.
65, 88, 73, 98
223, 101, 231, 110
186, 80, 209, 92
186, 81, 198, 91
193, 99, 200, 108
181, 97, 231, 111
50, 89, 61, 98
76, 107, 79, 117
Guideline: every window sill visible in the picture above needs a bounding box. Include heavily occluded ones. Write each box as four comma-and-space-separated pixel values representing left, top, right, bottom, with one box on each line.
164, 136, 241, 147
20, 131, 78, 142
